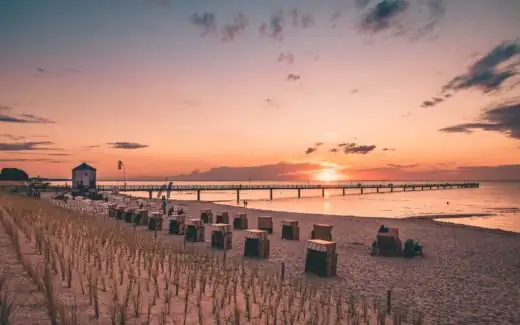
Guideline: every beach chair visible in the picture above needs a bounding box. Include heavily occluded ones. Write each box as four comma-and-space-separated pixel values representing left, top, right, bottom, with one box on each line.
124, 207, 135, 223
281, 220, 299, 240
134, 209, 147, 225
169, 214, 186, 235
258, 216, 273, 234
186, 219, 205, 242
216, 212, 229, 224
233, 213, 248, 230
210, 224, 232, 249
305, 239, 338, 277
244, 229, 270, 258
116, 205, 125, 220
311, 224, 333, 241
148, 212, 163, 231
376, 228, 402, 257
200, 209, 213, 224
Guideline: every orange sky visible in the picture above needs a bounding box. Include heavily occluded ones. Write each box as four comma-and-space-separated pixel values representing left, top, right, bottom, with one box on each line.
1, 0, 519, 181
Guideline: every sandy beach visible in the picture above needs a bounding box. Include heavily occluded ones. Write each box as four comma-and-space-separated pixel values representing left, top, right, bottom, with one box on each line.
1, 193, 519, 325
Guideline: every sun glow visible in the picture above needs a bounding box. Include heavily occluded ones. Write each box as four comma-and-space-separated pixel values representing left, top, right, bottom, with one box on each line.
315, 168, 343, 182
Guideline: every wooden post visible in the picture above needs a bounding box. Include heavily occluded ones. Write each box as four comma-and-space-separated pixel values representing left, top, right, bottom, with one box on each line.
386, 289, 392, 314
269, 188, 273, 200
281, 262, 285, 282
236, 189, 240, 204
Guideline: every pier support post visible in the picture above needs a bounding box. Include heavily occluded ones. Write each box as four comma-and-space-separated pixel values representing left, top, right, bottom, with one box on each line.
196, 190, 201, 201
342, 188, 345, 195
236, 189, 240, 203
149, 191, 152, 199
360, 188, 364, 194
297, 189, 301, 198
413, 187, 415, 191
404, 187, 406, 192
391, 187, 394, 192
322, 188, 325, 197
376, 187, 379, 193
269, 189, 273, 200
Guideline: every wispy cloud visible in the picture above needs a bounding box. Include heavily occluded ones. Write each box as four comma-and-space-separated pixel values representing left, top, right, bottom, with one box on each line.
439, 98, 520, 139
0, 106, 55, 124
81, 145, 101, 150
443, 41, 520, 94
342, 142, 377, 155
190, 12, 217, 36
287, 73, 301, 81
0, 141, 57, 151
33, 67, 81, 78
107, 142, 149, 149
221, 13, 248, 42
288, 9, 314, 28
260, 11, 285, 41
277, 52, 295, 64
382, 147, 396, 151
358, 0, 445, 39
305, 147, 317, 155
0, 158, 66, 163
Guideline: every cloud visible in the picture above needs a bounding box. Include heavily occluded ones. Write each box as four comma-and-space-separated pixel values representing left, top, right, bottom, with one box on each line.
33, 67, 81, 78
81, 145, 101, 149
0, 107, 55, 124
0, 141, 56, 151
168, 161, 325, 181
305, 147, 317, 155
190, 12, 217, 36
330, 148, 339, 153
382, 147, 396, 151
315, 142, 324, 147
107, 142, 149, 149
287, 73, 301, 81
359, 0, 410, 33
260, 11, 285, 41
0, 134, 26, 141
277, 52, 295, 64
420, 96, 444, 108
288, 9, 314, 28
358, 0, 445, 39
265, 98, 279, 108
439, 98, 520, 139
441, 41, 520, 96
221, 13, 248, 42
350, 88, 359, 94
0, 158, 66, 163
343, 142, 377, 154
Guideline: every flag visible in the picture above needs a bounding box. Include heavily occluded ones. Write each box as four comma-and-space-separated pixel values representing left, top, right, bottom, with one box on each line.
118, 160, 124, 170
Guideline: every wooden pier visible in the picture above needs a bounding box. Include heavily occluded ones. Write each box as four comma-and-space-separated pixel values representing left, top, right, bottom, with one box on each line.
44, 182, 479, 202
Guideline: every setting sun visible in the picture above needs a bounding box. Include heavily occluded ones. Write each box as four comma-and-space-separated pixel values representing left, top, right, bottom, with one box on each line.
315, 168, 343, 182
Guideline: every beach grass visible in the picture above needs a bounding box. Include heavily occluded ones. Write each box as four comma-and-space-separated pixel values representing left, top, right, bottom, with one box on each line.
0, 193, 430, 325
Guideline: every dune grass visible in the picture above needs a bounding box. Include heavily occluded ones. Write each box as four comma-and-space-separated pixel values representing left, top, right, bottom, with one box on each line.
0, 193, 428, 325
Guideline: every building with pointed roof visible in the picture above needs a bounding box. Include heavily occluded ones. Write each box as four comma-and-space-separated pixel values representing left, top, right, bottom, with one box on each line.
72, 163, 97, 189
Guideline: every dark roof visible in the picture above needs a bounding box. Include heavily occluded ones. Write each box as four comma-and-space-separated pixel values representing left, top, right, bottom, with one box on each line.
72, 163, 96, 171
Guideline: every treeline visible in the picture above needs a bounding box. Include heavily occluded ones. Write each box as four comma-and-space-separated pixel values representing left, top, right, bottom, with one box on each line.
0, 168, 29, 181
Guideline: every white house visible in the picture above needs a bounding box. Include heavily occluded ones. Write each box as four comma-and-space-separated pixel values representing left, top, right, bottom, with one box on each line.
72, 163, 97, 189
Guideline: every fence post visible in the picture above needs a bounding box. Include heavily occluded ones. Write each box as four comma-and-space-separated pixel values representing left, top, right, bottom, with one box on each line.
281, 262, 285, 282
386, 289, 392, 315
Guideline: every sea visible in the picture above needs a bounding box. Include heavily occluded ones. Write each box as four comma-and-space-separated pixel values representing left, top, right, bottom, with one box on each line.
54, 180, 520, 233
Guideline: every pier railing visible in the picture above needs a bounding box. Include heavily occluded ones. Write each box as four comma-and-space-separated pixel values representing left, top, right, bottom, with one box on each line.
36, 182, 479, 192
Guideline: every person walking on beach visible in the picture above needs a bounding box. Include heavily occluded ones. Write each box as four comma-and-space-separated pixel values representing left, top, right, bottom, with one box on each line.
243, 200, 248, 207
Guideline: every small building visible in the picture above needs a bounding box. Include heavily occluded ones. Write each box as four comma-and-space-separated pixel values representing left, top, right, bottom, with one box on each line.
72, 163, 97, 189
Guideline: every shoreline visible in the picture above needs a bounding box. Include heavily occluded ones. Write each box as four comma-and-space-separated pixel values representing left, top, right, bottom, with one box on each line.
122, 192, 520, 236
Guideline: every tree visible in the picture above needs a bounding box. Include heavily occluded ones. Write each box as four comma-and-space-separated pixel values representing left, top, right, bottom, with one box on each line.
0, 168, 29, 181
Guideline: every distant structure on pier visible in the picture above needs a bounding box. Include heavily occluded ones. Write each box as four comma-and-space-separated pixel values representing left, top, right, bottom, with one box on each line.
72, 163, 97, 189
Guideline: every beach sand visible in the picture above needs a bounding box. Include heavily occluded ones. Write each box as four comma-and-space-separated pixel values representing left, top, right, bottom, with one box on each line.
164, 200, 520, 324
1, 194, 519, 324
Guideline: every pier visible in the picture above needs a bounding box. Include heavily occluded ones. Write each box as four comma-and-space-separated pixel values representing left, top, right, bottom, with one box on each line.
45, 182, 479, 202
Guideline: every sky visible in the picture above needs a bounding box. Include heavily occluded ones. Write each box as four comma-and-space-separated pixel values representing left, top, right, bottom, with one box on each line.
0, 0, 519, 181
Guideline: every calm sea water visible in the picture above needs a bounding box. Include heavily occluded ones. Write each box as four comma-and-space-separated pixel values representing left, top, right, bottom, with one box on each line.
57, 180, 520, 233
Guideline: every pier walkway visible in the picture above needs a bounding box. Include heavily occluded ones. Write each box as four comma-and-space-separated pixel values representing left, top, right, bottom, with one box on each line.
44, 182, 479, 202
